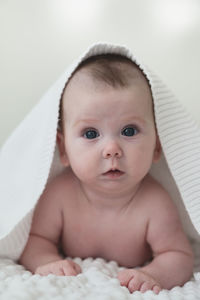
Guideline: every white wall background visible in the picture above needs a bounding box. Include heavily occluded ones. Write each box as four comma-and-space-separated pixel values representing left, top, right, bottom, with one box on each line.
0, 0, 200, 147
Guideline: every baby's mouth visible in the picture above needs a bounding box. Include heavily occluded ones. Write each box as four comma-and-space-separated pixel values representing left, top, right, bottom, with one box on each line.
103, 169, 125, 178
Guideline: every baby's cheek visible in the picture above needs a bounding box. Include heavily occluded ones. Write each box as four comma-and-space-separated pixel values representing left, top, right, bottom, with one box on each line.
128, 148, 154, 178
69, 153, 96, 182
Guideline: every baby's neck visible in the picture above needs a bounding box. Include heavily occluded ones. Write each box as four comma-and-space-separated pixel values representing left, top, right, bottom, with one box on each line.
77, 179, 142, 214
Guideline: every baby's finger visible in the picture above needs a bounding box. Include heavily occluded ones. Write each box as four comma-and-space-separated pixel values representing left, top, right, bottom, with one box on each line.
66, 259, 81, 275
74, 263, 82, 274
117, 269, 134, 286
35, 267, 49, 276
140, 281, 153, 293
62, 265, 77, 276
128, 277, 142, 293
52, 267, 65, 276
152, 285, 161, 294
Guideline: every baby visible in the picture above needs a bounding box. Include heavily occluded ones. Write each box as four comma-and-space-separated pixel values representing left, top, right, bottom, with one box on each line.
19, 54, 194, 294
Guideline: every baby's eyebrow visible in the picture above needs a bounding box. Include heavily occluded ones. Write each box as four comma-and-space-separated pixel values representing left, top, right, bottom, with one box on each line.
73, 119, 99, 127
74, 116, 147, 127
121, 116, 147, 126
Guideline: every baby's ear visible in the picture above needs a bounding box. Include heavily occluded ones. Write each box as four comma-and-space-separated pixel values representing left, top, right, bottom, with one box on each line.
153, 135, 162, 163
56, 130, 69, 167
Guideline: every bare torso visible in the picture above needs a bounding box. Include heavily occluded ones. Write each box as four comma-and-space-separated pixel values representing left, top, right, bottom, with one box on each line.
21, 166, 193, 292
58, 169, 153, 268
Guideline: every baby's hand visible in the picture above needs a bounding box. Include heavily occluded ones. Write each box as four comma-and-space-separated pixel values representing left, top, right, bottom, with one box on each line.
35, 259, 82, 276
117, 268, 161, 294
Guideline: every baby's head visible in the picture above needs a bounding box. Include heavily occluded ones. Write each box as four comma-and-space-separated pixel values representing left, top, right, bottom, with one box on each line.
57, 54, 161, 190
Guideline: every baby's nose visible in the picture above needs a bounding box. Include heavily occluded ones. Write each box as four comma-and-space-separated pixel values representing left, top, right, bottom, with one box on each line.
102, 141, 122, 159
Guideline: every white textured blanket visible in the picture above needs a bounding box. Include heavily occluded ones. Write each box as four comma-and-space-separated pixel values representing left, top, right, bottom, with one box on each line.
1, 257, 200, 300
1, 42, 200, 299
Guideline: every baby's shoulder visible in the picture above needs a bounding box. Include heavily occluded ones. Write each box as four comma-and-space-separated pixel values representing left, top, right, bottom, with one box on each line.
48, 167, 76, 187
39, 167, 77, 205
142, 175, 176, 210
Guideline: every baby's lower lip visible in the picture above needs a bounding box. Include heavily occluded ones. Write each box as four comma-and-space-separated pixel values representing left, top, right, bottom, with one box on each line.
103, 170, 124, 178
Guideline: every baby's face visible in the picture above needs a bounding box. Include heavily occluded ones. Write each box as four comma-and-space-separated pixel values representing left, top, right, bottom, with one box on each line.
59, 68, 161, 193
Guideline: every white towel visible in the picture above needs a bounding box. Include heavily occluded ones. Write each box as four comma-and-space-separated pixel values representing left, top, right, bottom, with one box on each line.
0, 42, 200, 263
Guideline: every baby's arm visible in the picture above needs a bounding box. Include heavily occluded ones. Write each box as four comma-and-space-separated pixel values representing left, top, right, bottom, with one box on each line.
118, 186, 194, 293
19, 177, 81, 276
139, 191, 194, 289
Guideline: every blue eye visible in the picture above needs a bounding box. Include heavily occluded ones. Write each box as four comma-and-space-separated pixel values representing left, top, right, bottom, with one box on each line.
84, 129, 99, 139
121, 126, 138, 137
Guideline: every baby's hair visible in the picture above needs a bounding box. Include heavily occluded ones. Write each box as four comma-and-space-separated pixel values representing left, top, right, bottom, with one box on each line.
71, 54, 141, 87
58, 54, 148, 131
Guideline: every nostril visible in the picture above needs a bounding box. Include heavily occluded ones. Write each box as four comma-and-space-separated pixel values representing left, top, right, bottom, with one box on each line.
102, 143, 122, 159
105, 152, 120, 158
